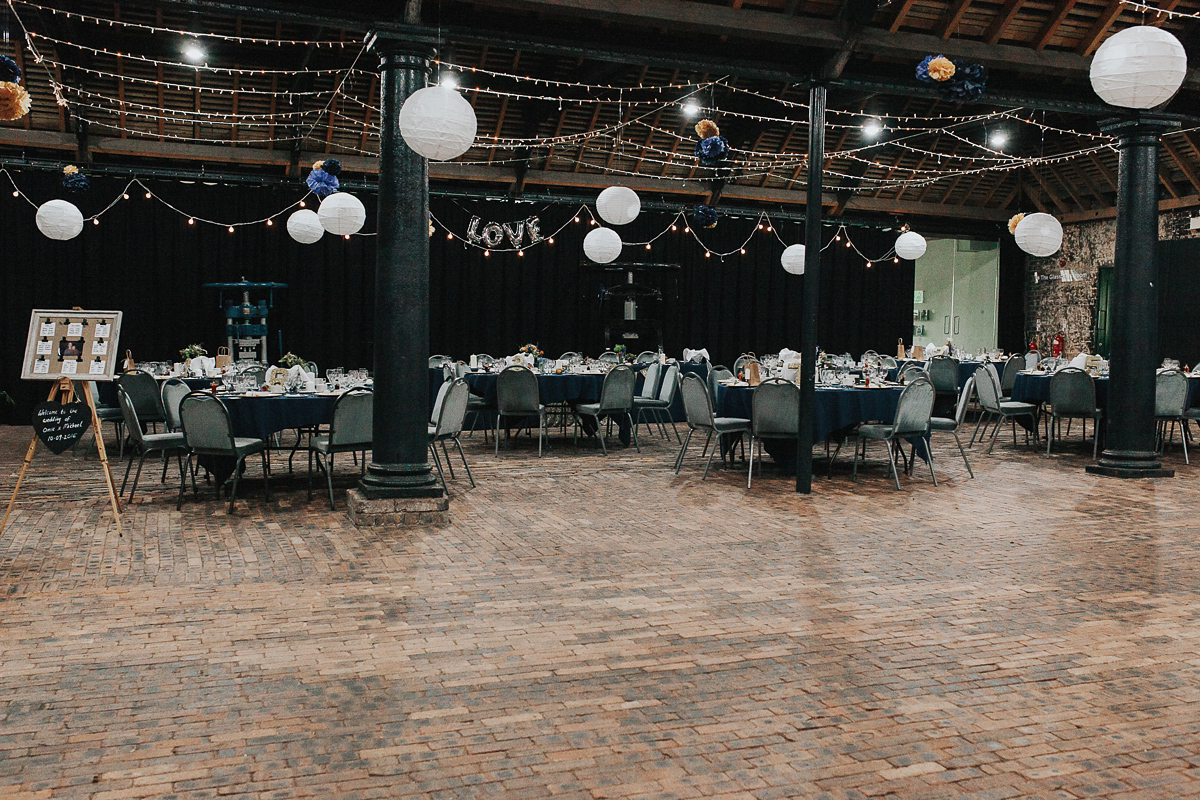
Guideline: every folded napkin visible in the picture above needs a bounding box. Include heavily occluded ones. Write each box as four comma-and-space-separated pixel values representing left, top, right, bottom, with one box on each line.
683, 348, 710, 363
778, 347, 800, 364
189, 356, 216, 377
1069, 353, 1090, 370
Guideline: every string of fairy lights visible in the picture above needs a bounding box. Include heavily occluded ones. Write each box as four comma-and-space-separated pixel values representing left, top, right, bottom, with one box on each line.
2, 166, 904, 266
1, 0, 1157, 198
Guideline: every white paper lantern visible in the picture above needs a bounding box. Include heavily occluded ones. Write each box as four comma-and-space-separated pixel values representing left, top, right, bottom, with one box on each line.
595, 186, 641, 226
35, 199, 84, 241
583, 227, 622, 264
398, 86, 478, 161
895, 231, 927, 260
1014, 212, 1063, 257
1090, 26, 1187, 109
781, 244, 806, 275
287, 209, 324, 244
318, 192, 366, 235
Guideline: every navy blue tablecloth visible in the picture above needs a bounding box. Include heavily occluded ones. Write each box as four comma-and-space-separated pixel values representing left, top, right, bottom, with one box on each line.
891, 360, 1006, 389
718, 384, 902, 443
220, 394, 337, 441
1010, 373, 1200, 409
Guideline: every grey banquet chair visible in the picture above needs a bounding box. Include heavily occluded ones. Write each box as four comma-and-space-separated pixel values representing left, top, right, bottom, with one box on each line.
558, 351, 582, 361
748, 379, 800, 488
1046, 367, 1101, 459
428, 354, 453, 368
238, 363, 267, 388
674, 373, 750, 479
881, 355, 898, 369
927, 355, 959, 402
495, 366, 546, 457
117, 370, 167, 459
85, 380, 125, 454
573, 364, 638, 454
732, 354, 758, 372
1000, 356, 1024, 399
307, 388, 373, 509
928, 375, 975, 478
632, 361, 661, 435
852, 375, 936, 490
161, 378, 191, 432
635, 350, 657, 364
598, 351, 620, 364
897, 362, 927, 384
1156, 369, 1189, 464
635, 362, 681, 442
707, 365, 733, 404
429, 378, 475, 493
116, 386, 188, 503
177, 392, 271, 514
973, 367, 1038, 454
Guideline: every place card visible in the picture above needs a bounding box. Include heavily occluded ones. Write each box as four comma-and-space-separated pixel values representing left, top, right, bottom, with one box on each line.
40, 322, 56, 336
36, 340, 51, 355
34, 359, 49, 374
67, 322, 83, 337
89, 359, 106, 375
94, 323, 110, 338
61, 360, 77, 374
91, 340, 108, 355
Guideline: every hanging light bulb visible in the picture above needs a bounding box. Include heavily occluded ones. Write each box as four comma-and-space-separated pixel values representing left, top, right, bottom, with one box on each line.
834, 234, 841, 241
645, 243, 652, 250
548, 237, 555, 244
704, 251, 711, 258
228, 226, 234, 233
299, 200, 306, 208
845, 240, 852, 247
740, 248, 746, 255
144, 191, 152, 199
266, 219, 273, 226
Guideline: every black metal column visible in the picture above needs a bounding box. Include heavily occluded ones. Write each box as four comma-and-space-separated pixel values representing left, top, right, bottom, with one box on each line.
359, 34, 444, 498
796, 84, 825, 494
1087, 113, 1179, 480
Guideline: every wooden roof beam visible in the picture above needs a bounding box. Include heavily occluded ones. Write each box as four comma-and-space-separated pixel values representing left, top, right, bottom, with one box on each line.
1034, 0, 1080, 51
938, 0, 974, 40
1076, 0, 1125, 56
1027, 167, 1071, 213
982, 0, 1024, 46
1161, 137, 1200, 195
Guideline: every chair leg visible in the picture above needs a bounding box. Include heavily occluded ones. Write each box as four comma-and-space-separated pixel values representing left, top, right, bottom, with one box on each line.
441, 440, 456, 479
701, 435, 720, 480
495, 416, 502, 456
597, 416, 607, 455
1047, 416, 1054, 455
121, 450, 135, 496
307, 448, 315, 500
987, 416, 1002, 454
326, 452, 336, 510
674, 429, 693, 473
261, 450, 271, 502
429, 443, 448, 494
852, 436, 863, 482
539, 411, 546, 458
454, 437, 475, 488
886, 439, 902, 490
229, 456, 244, 514
747, 435, 756, 489
129, 451, 149, 503
952, 431, 974, 478
176, 453, 191, 511
628, 412, 639, 452
925, 440, 937, 487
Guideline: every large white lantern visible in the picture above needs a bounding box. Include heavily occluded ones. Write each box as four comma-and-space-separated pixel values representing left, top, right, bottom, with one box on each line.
1090, 26, 1187, 109
35, 199, 84, 240
781, 244, 806, 275
1014, 212, 1063, 257
287, 209, 324, 244
398, 86, 478, 161
318, 192, 366, 235
595, 186, 640, 226
583, 227, 622, 263
895, 231, 927, 260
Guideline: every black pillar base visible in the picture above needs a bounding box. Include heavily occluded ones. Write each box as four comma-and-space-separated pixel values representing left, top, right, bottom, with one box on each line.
359, 461, 443, 499
1086, 448, 1174, 479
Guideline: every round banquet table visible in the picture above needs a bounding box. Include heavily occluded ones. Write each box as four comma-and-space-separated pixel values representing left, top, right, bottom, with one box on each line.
1010, 372, 1200, 409
716, 383, 924, 472
889, 359, 1008, 389
465, 371, 634, 445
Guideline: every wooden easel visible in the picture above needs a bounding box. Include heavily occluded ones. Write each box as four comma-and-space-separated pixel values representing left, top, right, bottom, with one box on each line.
0, 377, 123, 536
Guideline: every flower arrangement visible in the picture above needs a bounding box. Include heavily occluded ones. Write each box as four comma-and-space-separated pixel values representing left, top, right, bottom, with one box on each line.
518, 344, 543, 357
179, 343, 207, 360
613, 344, 627, 358
278, 352, 309, 368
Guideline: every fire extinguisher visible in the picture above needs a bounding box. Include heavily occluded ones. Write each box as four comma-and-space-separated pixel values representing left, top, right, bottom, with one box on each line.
1052, 333, 1064, 358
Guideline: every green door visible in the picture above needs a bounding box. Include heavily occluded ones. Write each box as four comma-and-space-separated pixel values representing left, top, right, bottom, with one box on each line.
1094, 265, 1113, 357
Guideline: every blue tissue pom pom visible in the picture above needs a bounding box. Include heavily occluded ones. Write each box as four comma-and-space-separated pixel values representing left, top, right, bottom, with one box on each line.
320, 158, 342, 176
0, 56, 20, 84
694, 205, 719, 228
61, 172, 90, 194
306, 168, 339, 198
693, 136, 729, 167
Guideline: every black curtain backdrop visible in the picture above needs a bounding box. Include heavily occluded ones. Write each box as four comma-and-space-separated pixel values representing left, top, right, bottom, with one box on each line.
998, 235, 1026, 354
1157, 238, 1200, 365
2, 172, 928, 419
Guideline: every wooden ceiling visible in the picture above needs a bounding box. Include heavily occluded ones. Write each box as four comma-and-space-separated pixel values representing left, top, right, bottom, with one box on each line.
0, 0, 1197, 225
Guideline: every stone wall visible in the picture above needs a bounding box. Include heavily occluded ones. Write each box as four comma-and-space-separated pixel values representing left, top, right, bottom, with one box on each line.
1024, 208, 1200, 354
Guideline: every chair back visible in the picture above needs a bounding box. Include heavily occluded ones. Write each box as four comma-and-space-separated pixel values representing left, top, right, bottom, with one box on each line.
898, 362, 927, 383
1155, 369, 1188, 417
118, 370, 165, 421
973, 367, 1002, 413
640, 362, 661, 400
496, 366, 540, 414
161, 378, 190, 431
1039, 357, 1060, 371
954, 376, 975, 426
442, 363, 454, 383
598, 365, 636, 413
558, 351, 581, 361
116, 387, 147, 449
1001, 356, 1023, 394
892, 376, 935, 437
86, 381, 114, 410
432, 379, 470, 438
179, 392, 237, 454
733, 354, 757, 372
329, 388, 373, 447
598, 351, 620, 363
239, 364, 267, 387
680, 373, 715, 429
1048, 368, 1096, 416
430, 380, 452, 424
428, 355, 453, 368
984, 361, 1001, 392
657, 364, 680, 403
306, 361, 319, 377
475, 354, 496, 367
635, 350, 657, 364
752, 379, 800, 438
881, 355, 898, 369
927, 356, 959, 393
707, 366, 733, 402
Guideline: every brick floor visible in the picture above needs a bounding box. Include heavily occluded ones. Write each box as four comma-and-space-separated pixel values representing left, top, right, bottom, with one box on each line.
1, 421, 1199, 799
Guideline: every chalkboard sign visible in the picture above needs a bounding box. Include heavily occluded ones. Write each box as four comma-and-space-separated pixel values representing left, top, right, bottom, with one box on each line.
32, 401, 92, 455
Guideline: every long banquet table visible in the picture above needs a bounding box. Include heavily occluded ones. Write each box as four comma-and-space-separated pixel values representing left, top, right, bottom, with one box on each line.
1010, 372, 1200, 409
